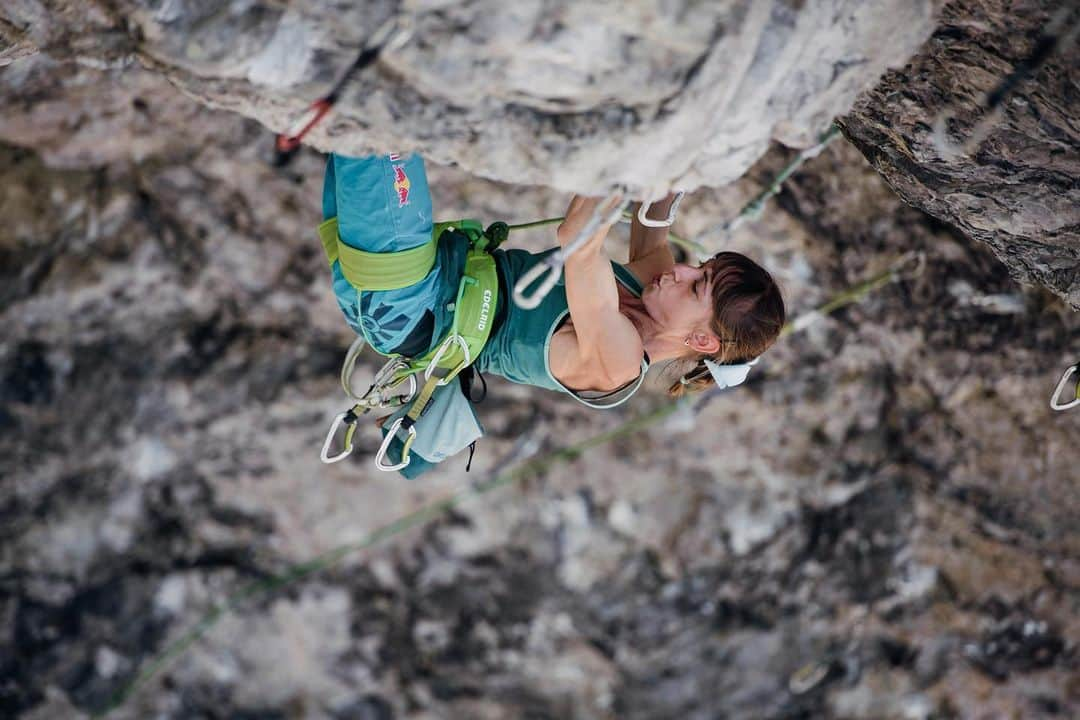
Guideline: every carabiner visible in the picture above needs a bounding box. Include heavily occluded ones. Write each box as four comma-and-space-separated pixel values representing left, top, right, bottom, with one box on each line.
276, 98, 334, 155
321, 410, 358, 464
340, 334, 368, 398
1050, 364, 1079, 411
512, 257, 562, 310
425, 333, 471, 385
513, 189, 629, 309
369, 358, 418, 404
890, 251, 927, 283
558, 191, 628, 262
340, 336, 417, 407
637, 191, 685, 228
374, 417, 417, 471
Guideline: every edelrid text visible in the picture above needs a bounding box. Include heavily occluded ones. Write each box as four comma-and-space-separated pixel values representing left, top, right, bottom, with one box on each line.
477, 289, 493, 331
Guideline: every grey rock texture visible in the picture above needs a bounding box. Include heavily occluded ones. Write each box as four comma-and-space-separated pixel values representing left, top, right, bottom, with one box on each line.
842, 0, 1080, 308
2, 0, 940, 192
2, 53, 1078, 718
5, 0, 1075, 309
2, 2, 1079, 719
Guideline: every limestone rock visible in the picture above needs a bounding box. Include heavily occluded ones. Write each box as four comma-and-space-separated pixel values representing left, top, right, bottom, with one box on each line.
2, 0, 940, 194
842, 0, 1080, 308
2, 2, 1078, 719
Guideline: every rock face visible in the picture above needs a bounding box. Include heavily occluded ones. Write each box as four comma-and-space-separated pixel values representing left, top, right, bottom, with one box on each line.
2, 2, 1078, 720
842, 0, 1080, 308
2, 0, 940, 192
5, 1, 1075, 307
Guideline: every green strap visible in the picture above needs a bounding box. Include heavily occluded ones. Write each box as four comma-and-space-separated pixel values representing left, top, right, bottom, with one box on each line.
386, 226, 499, 379
406, 373, 443, 423
394, 230, 501, 466
317, 217, 438, 291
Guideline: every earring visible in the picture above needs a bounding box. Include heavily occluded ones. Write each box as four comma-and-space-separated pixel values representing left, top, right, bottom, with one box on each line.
684, 338, 690, 346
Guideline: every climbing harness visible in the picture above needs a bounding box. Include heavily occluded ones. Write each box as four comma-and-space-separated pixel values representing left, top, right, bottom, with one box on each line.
273, 17, 414, 165
319, 217, 506, 470
513, 189, 631, 309
932, 6, 1080, 159
1050, 363, 1079, 411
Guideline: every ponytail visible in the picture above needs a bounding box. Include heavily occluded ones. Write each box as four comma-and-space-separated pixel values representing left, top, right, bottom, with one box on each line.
668, 360, 714, 398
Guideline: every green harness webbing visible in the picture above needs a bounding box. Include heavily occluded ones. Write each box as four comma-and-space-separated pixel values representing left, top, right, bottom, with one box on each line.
319, 217, 506, 469
318, 216, 439, 291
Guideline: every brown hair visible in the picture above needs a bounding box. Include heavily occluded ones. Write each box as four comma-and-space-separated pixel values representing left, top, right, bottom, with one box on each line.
667, 251, 785, 397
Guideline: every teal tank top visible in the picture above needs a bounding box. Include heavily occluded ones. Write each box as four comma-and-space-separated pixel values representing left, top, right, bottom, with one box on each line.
474, 247, 650, 408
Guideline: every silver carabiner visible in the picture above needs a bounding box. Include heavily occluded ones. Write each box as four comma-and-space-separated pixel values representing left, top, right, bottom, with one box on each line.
425, 333, 471, 385
512, 257, 562, 310
513, 189, 629, 309
371, 359, 418, 404
341, 336, 417, 407
1050, 364, 1079, 411
320, 411, 356, 464
637, 191, 684, 228
374, 416, 416, 471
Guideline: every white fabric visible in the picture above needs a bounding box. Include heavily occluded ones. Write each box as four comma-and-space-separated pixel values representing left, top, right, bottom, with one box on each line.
704, 356, 758, 389
384, 381, 484, 463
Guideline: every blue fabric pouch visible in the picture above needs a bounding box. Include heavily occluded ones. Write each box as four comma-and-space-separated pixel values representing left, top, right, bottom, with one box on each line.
379, 379, 484, 478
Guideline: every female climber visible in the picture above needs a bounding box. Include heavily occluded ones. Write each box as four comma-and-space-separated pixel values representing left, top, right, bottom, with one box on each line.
319, 152, 785, 476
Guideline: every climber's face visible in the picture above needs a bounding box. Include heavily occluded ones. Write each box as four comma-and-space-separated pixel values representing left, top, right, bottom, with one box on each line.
641, 261, 719, 352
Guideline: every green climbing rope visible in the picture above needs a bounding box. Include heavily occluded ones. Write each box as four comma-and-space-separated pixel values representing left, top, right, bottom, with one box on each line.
502, 122, 843, 263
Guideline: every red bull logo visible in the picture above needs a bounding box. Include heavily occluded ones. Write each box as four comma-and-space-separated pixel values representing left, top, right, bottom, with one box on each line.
392, 164, 410, 207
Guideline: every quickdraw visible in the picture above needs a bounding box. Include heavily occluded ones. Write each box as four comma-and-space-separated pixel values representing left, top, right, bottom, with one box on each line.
513, 189, 630, 309
932, 7, 1080, 159
273, 17, 414, 165
1050, 363, 1079, 411
690, 123, 841, 255
320, 342, 417, 464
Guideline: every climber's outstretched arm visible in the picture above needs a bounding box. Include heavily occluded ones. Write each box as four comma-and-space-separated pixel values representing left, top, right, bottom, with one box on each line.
552, 195, 644, 391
